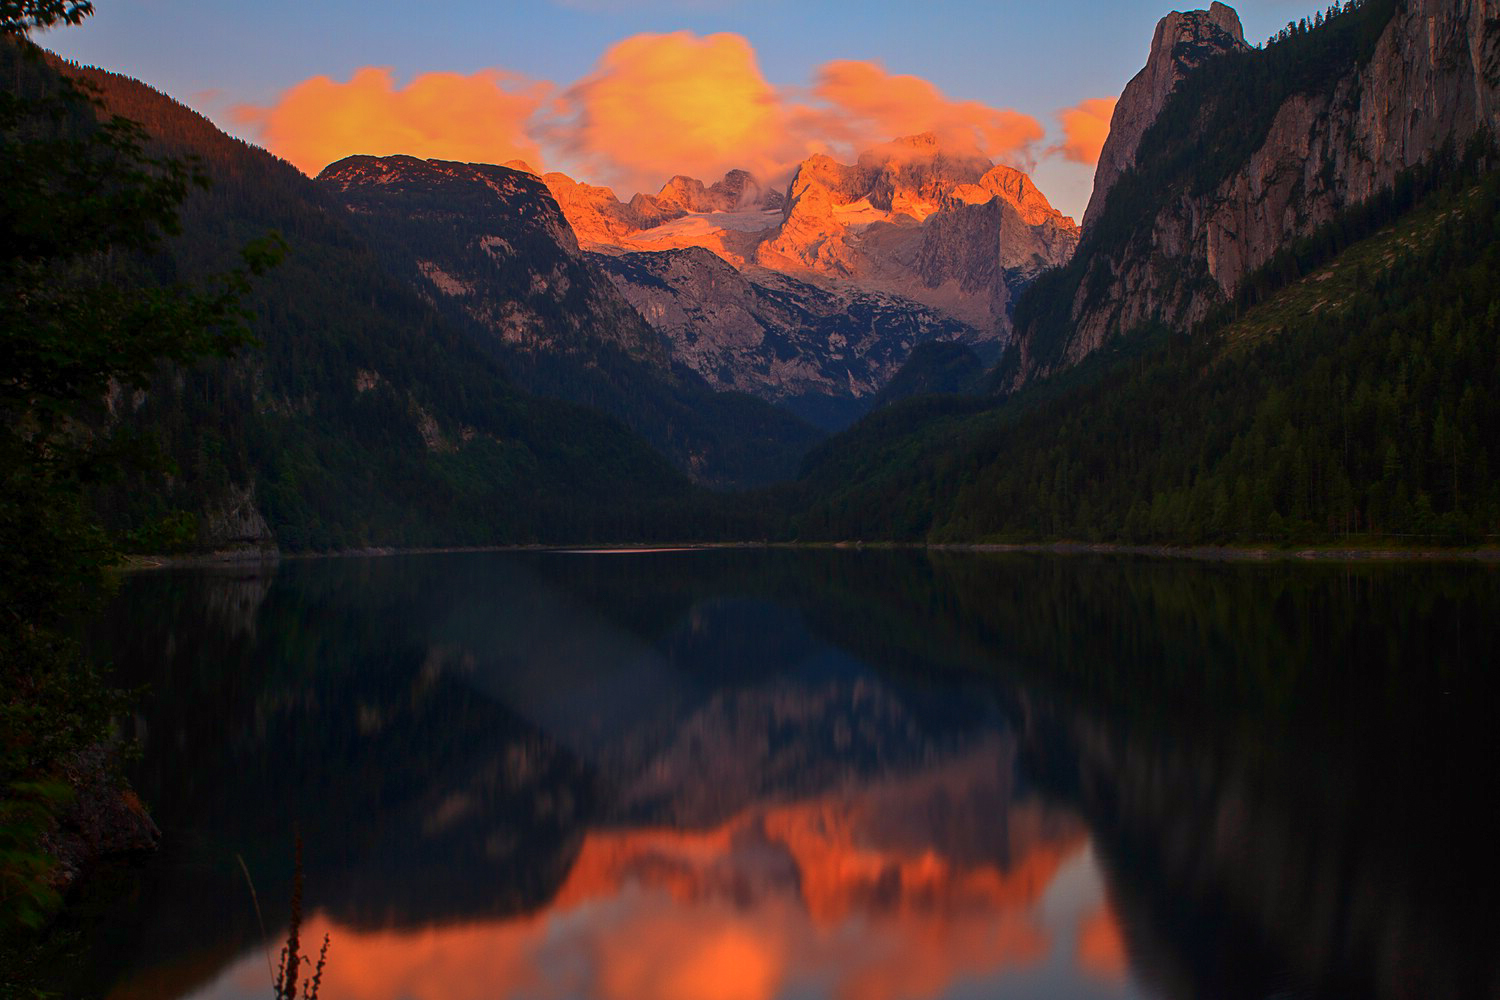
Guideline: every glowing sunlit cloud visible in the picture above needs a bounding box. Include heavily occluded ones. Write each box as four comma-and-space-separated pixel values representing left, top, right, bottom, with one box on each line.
239, 34, 1050, 197
1050, 97, 1116, 166
234, 67, 550, 177
811, 60, 1045, 166
553, 35, 1046, 196
551, 31, 803, 197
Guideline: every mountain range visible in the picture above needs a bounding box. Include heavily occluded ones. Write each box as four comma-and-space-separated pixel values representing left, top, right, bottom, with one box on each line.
10, 0, 1498, 553
794, 0, 1500, 544
535, 136, 1077, 424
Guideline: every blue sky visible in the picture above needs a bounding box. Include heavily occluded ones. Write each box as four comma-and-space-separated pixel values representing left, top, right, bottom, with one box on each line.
40, 0, 1322, 219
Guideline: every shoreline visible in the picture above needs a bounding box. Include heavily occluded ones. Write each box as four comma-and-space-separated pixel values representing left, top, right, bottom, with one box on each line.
115, 539, 1500, 570
931, 541, 1500, 562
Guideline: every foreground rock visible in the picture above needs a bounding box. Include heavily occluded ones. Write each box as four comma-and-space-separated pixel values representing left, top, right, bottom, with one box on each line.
41, 747, 160, 894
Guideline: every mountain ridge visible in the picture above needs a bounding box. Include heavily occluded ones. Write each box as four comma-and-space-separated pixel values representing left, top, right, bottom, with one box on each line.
316, 153, 826, 486
535, 135, 1078, 338
11, 46, 790, 549
786, 0, 1500, 545
1011, 0, 1498, 383
522, 137, 1076, 426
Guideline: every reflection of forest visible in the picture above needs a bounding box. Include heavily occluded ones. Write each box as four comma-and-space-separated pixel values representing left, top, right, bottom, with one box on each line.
82, 551, 1500, 1000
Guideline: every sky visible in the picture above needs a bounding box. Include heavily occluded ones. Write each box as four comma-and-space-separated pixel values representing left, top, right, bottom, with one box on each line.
39, 0, 1321, 221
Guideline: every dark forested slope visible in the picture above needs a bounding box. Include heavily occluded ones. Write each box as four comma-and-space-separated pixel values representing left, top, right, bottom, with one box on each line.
1010, 0, 1500, 387
9, 47, 760, 549
785, 0, 1500, 546
791, 145, 1500, 545
318, 155, 823, 489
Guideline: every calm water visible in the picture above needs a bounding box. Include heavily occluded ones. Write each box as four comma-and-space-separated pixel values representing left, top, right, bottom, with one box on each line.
73, 549, 1500, 1000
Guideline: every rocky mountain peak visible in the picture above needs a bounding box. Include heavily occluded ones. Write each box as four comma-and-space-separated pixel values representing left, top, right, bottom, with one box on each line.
1017, 0, 1500, 384
855, 134, 996, 215
1082, 3, 1250, 230
543, 172, 645, 241
532, 136, 1077, 342
711, 168, 762, 205
319, 153, 667, 364
651, 169, 769, 214
890, 131, 943, 152
977, 165, 1074, 227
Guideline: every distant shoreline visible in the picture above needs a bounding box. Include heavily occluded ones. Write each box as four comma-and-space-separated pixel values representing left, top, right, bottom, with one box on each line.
929, 542, 1500, 563
114, 539, 1500, 571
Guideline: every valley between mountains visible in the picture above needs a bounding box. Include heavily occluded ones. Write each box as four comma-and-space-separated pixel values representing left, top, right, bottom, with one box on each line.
10, 0, 1500, 553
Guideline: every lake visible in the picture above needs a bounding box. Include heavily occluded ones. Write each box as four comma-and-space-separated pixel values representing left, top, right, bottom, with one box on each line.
73, 549, 1500, 999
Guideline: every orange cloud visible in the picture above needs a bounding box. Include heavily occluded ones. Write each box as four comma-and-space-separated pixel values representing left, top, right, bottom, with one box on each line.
812, 61, 1044, 166
1051, 97, 1116, 165
234, 67, 549, 177
553, 32, 803, 197
553, 36, 1045, 196
236, 34, 1048, 195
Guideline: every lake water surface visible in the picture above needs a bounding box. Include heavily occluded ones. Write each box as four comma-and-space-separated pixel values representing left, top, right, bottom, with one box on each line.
77, 549, 1499, 1000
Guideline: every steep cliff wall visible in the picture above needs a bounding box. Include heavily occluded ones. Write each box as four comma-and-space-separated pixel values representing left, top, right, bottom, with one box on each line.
1016, 0, 1500, 381
594, 247, 976, 426
1082, 2, 1250, 231
321, 156, 668, 366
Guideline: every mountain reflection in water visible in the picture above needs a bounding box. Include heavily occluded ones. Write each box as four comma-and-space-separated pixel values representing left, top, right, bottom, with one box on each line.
80, 550, 1500, 1000
179, 744, 1118, 1000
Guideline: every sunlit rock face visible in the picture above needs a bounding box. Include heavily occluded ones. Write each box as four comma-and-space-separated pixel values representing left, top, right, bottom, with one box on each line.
759, 134, 1078, 319
543, 134, 1077, 333
538, 136, 1076, 423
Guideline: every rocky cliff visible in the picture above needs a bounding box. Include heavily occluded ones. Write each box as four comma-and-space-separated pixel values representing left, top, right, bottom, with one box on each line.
321, 155, 667, 366
756, 136, 1079, 331
537, 138, 1077, 331
197, 484, 278, 559
534, 137, 1076, 423
1081, 2, 1250, 231
1015, 0, 1500, 381
594, 247, 976, 427
318, 155, 824, 486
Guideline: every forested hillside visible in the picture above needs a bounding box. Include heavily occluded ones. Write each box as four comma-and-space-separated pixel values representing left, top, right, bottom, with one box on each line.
791, 151, 1500, 545
784, 0, 1500, 548
318, 155, 822, 489
1010, 0, 1413, 379
4, 45, 766, 550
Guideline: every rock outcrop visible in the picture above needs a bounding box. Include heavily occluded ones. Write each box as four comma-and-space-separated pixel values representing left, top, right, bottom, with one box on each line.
41, 746, 161, 894
196, 484, 277, 559
1082, 2, 1249, 230
322, 155, 666, 365
1017, 0, 1500, 381
595, 247, 977, 426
